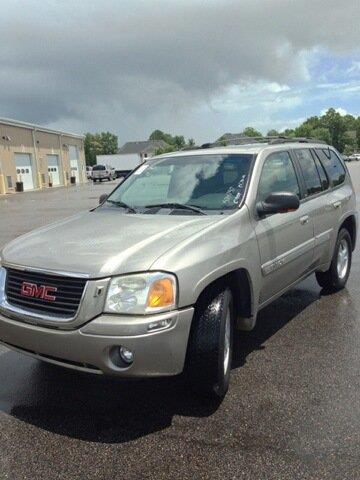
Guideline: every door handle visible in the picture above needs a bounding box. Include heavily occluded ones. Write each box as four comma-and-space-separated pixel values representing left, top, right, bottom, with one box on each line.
300, 215, 309, 225
333, 201, 341, 209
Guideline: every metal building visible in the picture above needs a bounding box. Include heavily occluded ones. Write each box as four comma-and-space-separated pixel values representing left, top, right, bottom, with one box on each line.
0, 118, 86, 194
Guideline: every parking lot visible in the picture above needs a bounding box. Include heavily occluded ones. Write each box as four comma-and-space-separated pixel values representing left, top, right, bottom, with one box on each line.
0, 168, 360, 480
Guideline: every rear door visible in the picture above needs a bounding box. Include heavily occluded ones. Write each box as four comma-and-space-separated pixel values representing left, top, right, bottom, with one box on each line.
254, 150, 315, 304
313, 148, 350, 260
292, 148, 334, 267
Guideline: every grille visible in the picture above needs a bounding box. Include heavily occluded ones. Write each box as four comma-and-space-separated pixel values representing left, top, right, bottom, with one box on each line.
5, 268, 87, 318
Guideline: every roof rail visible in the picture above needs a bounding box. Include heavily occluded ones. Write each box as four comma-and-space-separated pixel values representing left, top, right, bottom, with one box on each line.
200, 136, 328, 149
268, 137, 328, 145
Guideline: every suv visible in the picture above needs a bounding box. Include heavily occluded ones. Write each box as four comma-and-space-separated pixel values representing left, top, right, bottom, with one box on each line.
0, 140, 357, 399
92, 164, 115, 182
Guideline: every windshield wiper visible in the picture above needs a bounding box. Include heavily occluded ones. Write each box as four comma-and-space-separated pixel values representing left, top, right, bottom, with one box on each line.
144, 203, 206, 215
106, 200, 137, 213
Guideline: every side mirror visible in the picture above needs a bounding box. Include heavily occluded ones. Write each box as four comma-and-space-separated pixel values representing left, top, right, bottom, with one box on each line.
99, 194, 108, 204
257, 192, 300, 216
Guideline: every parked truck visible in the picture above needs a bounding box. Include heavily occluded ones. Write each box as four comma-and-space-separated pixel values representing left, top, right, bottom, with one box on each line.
96, 154, 142, 178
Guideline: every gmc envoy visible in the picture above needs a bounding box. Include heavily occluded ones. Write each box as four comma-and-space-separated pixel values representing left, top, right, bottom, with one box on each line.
0, 139, 357, 398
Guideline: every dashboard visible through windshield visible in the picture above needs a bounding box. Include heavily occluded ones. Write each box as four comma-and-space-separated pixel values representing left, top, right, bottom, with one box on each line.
104, 153, 254, 214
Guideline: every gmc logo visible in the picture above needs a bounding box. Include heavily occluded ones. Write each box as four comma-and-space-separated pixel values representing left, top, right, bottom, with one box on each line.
20, 282, 57, 302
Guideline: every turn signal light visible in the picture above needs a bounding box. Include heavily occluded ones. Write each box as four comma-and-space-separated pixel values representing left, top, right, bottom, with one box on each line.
147, 278, 175, 309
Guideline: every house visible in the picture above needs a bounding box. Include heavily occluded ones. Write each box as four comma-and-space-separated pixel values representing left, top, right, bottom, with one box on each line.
96, 140, 169, 177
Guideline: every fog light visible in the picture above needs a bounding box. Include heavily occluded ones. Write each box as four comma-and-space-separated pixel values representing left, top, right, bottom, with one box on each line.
119, 346, 134, 364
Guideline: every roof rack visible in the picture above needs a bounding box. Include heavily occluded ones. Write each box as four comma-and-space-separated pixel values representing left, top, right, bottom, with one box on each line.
199, 136, 328, 149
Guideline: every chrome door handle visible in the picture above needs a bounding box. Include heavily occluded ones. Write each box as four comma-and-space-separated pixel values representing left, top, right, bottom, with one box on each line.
333, 201, 341, 209
300, 215, 309, 225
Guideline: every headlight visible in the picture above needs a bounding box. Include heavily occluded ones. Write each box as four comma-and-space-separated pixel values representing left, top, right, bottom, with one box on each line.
104, 272, 177, 315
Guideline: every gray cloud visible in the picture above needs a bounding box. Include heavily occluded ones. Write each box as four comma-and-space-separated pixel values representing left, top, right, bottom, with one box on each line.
0, 0, 359, 140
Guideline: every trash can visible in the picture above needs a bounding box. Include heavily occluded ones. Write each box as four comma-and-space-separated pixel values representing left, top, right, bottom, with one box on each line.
16, 181, 24, 192
70, 176, 76, 185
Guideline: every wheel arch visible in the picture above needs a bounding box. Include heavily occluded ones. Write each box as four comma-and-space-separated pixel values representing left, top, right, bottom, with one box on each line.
193, 267, 255, 329
339, 214, 357, 251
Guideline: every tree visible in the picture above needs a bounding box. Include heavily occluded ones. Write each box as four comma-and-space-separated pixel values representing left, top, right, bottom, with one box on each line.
344, 144, 355, 155
301, 116, 321, 130
84, 133, 102, 166
281, 128, 296, 137
321, 108, 347, 152
149, 130, 189, 151
267, 129, 279, 137
149, 129, 174, 145
154, 144, 176, 156
355, 117, 360, 149
173, 135, 186, 149
243, 126, 262, 137
294, 123, 314, 138
100, 132, 118, 155
311, 127, 331, 144
84, 131, 118, 166
187, 138, 196, 147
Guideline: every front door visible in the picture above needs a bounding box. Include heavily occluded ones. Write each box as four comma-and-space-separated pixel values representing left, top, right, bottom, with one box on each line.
14, 153, 34, 191
253, 151, 315, 304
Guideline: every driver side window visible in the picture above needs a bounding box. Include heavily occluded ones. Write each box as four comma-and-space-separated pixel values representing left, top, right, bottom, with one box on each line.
258, 151, 300, 202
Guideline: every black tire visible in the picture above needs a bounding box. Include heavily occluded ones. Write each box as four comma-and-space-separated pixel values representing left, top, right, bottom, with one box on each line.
186, 287, 234, 399
316, 228, 352, 291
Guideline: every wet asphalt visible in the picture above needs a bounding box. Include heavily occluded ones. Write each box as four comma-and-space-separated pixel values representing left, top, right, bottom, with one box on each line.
0, 169, 360, 479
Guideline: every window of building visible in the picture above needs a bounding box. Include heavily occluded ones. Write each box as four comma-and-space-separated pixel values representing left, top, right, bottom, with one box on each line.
294, 149, 322, 197
315, 149, 346, 187
258, 151, 300, 202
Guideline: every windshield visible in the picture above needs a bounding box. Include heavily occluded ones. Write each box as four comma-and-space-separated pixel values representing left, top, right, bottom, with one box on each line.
93, 165, 106, 171
104, 153, 253, 214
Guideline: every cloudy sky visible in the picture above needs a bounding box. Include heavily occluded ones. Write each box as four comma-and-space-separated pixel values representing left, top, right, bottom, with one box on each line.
1, 0, 359, 144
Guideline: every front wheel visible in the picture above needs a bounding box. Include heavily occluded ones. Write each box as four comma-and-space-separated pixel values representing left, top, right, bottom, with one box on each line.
316, 228, 352, 291
186, 287, 233, 399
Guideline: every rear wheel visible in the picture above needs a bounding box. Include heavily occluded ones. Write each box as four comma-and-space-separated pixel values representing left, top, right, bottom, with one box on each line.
186, 287, 233, 399
316, 228, 352, 291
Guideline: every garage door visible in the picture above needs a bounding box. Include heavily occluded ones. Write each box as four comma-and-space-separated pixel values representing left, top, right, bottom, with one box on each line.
69, 146, 80, 183
47, 154, 61, 186
14, 153, 34, 191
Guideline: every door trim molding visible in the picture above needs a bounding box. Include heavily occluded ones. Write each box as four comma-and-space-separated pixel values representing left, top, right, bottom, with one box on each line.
261, 237, 315, 276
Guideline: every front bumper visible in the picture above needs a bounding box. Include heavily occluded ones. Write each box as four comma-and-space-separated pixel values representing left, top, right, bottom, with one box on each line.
0, 308, 194, 377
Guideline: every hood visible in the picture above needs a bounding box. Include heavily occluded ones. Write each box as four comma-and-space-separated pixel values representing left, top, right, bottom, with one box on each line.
1, 209, 217, 278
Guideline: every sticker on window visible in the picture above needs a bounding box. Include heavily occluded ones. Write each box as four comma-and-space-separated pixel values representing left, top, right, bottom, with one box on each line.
223, 174, 247, 205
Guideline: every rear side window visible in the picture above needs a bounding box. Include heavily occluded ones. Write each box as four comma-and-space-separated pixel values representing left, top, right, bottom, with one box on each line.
294, 149, 322, 197
314, 149, 346, 187
312, 151, 329, 190
258, 151, 300, 202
